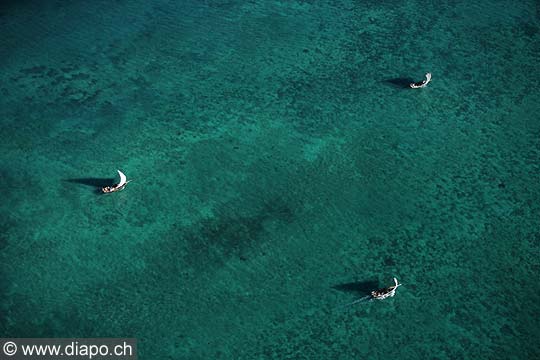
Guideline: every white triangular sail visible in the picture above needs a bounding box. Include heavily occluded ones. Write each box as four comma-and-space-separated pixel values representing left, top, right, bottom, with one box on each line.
117, 170, 127, 187
372, 278, 402, 300
410, 72, 432, 88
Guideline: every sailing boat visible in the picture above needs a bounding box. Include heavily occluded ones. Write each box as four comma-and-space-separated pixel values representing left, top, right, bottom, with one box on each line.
341, 278, 402, 307
410, 73, 432, 88
102, 170, 131, 193
371, 278, 401, 300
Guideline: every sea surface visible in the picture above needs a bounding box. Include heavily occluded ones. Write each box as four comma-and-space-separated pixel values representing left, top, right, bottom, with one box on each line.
1, 1, 539, 359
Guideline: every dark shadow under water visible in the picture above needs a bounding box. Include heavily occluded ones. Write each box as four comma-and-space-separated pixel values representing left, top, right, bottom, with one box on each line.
332, 280, 379, 297
384, 77, 414, 89
64, 178, 114, 194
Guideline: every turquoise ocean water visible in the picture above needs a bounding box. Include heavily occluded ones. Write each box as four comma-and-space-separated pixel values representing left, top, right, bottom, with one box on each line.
1, 0, 539, 358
